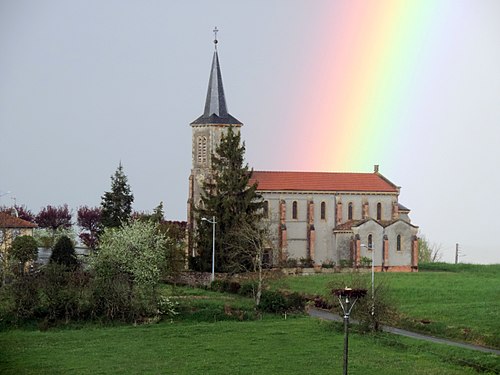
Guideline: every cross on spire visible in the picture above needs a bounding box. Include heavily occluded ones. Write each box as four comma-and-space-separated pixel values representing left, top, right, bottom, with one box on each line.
213, 26, 219, 50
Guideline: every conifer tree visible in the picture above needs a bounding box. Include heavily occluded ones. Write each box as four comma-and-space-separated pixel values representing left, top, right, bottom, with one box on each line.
101, 163, 134, 229
196, 127, 263, 273
50, 235, 78, 269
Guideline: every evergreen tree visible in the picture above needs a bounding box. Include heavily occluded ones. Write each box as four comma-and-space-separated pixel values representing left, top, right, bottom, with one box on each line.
196, 127, 263, 273
101, 163, 134, 228
50, 235, 78, 269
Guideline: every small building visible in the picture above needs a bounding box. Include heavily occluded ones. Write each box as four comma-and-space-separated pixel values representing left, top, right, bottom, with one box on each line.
0, 211, 37, 253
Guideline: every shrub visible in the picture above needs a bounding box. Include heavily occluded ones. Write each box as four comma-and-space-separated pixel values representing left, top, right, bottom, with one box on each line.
360, 256, 372, 267
285, 292, 306, 311
50, 235, 78, 270
10, 273, 40, 321
339, 259, 353, 268
239, 281, 258, 298
283, 258, 298, 268
321, 259, 335, 269
259, 290, 287, 313
259, 290, 306, 313
299, 257, 314, 268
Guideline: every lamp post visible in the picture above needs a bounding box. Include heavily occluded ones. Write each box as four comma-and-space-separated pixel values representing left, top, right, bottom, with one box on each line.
333, 287, 367, 375
201, 216, 216, 282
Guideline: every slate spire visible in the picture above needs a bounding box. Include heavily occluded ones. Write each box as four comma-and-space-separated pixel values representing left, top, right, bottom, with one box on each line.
191, 30, 242, 125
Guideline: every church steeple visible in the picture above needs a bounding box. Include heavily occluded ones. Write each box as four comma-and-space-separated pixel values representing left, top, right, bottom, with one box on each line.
191, 30, 241, 125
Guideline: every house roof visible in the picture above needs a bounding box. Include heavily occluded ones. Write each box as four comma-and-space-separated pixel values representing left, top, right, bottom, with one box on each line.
191, 50, 242, 126
0, 212, 37, 229
250, 171, 399, 193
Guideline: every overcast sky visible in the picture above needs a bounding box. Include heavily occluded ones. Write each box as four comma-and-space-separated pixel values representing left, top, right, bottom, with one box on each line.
1, 1, 499, 264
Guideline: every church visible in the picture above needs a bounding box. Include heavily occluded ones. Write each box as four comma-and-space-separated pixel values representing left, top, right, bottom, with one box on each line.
188, 40, 419, 272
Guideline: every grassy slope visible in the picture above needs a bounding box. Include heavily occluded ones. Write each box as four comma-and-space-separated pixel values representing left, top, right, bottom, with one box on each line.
1, 317, 497, 375
270, 264, 500, 348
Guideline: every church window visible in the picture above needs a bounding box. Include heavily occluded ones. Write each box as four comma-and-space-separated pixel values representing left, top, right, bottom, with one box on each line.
348, 202, 353, 220
320, 202, 326, 220
292, 201, 298, 219
368, 234, 373, 249
263, 201, 269, 218
397, 235, 402, 251
197, 136, 208, 164
377, 202, 382, 220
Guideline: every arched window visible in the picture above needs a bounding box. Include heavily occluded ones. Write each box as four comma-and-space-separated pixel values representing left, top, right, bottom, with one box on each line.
292, 201, 298, 219
397, 235, 402, 251
263, 201, 269, 218
368, 234, 373, 249
377, 202, 382, 220
320, 201, 326, 220
348, 202, 353, 220
197, 136, 208, 164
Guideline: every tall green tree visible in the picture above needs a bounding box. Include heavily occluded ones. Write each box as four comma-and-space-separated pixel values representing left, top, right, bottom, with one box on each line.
196, 127, 263, 273
101, 163, 134, 229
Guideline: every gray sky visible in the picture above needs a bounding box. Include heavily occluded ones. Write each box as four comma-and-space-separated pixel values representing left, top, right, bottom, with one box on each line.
1, 1, 499, 264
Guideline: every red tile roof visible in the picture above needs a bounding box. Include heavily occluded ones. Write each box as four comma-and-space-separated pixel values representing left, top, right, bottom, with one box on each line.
0, 212, 37, 228
250, 171, 399, 193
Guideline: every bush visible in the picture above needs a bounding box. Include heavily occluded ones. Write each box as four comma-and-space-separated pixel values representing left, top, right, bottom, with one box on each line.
239, 281, 258, 298
40, 263, 91, 322
360, 256, 372, 267
283, 258, 298, 268
259, 290, 287, 313
9, 273, 40, 321
339, 259, 353, 268
328, 274, 398, 331
321, 259, 335, 269
259, 290, 306, 313
299, 257, 314, 268
50, 235, 78, 270
210, 279, 241, 294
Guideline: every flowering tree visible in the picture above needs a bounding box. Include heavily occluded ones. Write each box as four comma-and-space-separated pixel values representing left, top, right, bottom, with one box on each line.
90, 220, 176, 321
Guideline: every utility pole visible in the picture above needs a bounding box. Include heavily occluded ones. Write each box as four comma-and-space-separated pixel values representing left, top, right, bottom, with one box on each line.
455, 243, 459, 264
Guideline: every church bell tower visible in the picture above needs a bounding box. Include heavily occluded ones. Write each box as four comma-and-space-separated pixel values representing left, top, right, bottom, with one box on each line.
187, 29, 242, 252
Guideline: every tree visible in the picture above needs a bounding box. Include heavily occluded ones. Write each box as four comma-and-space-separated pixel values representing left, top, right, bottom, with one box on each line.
9, 235, 38, 275
77, 206, 102, 250
90, 220, 175, 321
196, 127, 264, 273
418, 235, 443, 263
50, 235, 78, 269
225, 217, 276, 306
36, 204, 72, 231
100, 163, 134, 229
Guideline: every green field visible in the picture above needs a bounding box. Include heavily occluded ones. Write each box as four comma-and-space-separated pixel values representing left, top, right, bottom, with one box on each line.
1, 317, 499, 374
269, 263, 500, 348
1, 264, 499, 374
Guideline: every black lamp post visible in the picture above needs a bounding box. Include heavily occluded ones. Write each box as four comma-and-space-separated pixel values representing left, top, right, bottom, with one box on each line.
333, 287, 367, 375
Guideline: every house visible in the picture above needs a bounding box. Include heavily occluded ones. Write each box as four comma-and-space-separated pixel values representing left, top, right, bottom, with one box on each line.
0, 211, 37, 252
188, 40, 419, 271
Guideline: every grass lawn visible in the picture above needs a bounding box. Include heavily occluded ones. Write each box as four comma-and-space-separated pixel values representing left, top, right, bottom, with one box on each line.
269, 264, 500, 348
1, 317, 498, 374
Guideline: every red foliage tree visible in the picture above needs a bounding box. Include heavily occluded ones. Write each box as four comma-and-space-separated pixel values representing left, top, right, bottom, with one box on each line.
36, 204, 72, 230
77, 206, 102, 249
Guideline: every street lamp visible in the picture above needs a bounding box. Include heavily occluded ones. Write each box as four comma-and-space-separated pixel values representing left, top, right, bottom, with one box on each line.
333, 287, 367, 375
201, 216, 216, 282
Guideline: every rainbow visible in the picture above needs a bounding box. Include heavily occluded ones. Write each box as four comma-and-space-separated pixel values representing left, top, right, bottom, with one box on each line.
290, 1, 440, 172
